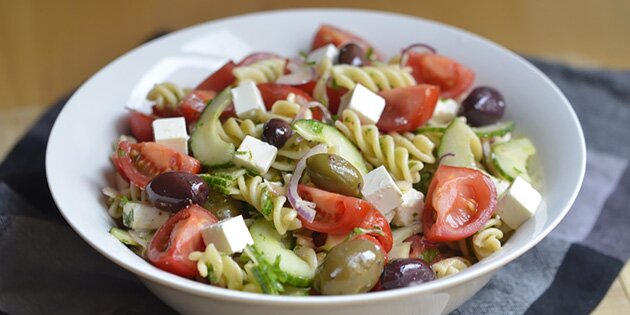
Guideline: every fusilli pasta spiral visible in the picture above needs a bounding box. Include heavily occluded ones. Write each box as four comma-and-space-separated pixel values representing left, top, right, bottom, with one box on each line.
431, 257, 471, 278
255, 93, 312, 123
189, 243, 247, 290
218, 117, 263, 147
233, 58, 286, 84
472, 216, 504, 259
271, 134, 314, 172
232, 175, 302, 235
330, 64, 416, 92
146, 82, 190, 109
335, 110, 436, 183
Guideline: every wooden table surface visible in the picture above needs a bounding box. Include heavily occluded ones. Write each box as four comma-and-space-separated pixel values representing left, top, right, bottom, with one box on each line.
1, 1, 629, 313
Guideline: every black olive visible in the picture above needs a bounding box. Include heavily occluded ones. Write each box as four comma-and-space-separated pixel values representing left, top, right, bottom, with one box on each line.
262, 118, 293, 148
146, 172, 209, 213
338, 43, 366, 67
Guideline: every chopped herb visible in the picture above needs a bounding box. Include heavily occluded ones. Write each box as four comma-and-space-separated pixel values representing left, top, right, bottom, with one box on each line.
260, 189, 273, 217
330, 79, 342, 90
122, 208, 134, 228
365, 47, 375, 61
346, 227, 384, 240
298, 50, 309, 59
117, 148, 126, 157
246, 245, 287, 295
118, 196, 130, 206
419, 248, 440, 264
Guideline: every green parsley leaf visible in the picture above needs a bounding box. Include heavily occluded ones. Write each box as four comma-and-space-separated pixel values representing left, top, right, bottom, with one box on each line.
419, 248, 440, 264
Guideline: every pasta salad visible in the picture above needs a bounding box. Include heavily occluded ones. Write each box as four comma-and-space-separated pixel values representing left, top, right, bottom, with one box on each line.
104, 24, 542, 295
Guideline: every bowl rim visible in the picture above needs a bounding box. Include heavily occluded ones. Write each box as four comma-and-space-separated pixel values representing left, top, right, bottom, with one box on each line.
45, 7, 586, 306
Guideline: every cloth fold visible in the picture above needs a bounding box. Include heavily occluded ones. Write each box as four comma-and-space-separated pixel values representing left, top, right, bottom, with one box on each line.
1, 58, 628, 315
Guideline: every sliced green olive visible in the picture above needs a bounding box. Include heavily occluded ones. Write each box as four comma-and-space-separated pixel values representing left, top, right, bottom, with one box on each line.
203, 190, 243, 220
306, 153, 363, 197
314, 238, 385, 295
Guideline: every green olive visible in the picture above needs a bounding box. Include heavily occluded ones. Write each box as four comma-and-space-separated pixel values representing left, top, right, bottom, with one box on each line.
305, 153, 363, 197
203, 191, 243, 220
314, 238, 385, 295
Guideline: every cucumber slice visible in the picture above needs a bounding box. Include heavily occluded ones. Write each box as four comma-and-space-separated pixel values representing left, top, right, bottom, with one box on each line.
190, 88, 235, 168
437, 117, 482, 168
292, 119, 368, 175
250, 219, 315, 287
491, 137, 536, 182
472, 121, 515, 138
109, 227, 139, 246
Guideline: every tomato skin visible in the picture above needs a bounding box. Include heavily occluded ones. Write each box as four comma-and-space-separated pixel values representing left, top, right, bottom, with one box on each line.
298, 185, 370, 235
294, 81, 347, 116
377, 85, 440, 132
257, 83, 313, 110
195, 61, 237, 92
148, 204, 219, 278
312, 24, 382, 61
405, 52, 474, 99
357, 208, 393, 253
128, 111, 155, 142
112, 141, 201, 188
179, 90, 216, 123
422, 165, 497, 242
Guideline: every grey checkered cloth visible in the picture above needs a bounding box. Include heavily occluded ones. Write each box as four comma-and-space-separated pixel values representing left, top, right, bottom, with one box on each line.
1, 58, 628, 315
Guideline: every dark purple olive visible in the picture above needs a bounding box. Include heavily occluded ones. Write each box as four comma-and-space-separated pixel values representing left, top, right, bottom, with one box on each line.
461, 86, 506, 126
146, 172, 209, 212
262, 118, 293, 148
312, 232, 327, 247
338, 43, 366, 67
380, 258, 436, 290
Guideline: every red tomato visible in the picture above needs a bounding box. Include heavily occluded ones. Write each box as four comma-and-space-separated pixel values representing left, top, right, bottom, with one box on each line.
257, 83, 313, 110
422, 165, 497, 242
357, 208, 393, 253
406, 235, 456, 264
112, 141, 201, 188
298, 185, 370, 235
377, 84, 440, 132
151, 104, 181, 118
195, 61, 236, 92
405, 52, 475, 99
179, 90, 216, 123
128, 111, 155, 142
237, 52, 282, 66
147, 204, 219, 278
312, 24, 382, 61
294, 80, 347, 116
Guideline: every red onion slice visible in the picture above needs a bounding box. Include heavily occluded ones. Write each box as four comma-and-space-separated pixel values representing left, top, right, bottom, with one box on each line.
399, 43, 437, 68
287, 144, 328, 222
276, 58, 316, 85
293, 100, 332, 123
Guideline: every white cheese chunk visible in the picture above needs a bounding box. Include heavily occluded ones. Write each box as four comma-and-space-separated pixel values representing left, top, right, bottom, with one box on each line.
122, 202, 170, 230
338, 83, 386, 124
392, 188, 424, 227
152, 117, 189, 154
201, 215, 254, 254
496, 176, 542, 229
361, 166, 404, 216
307, 43, 339, 64
233, 135, 278, 175
231, 81, 265, 118
429, 98, 460, 125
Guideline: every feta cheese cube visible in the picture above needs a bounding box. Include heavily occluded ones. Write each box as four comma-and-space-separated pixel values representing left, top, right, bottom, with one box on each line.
233, 135, 278, 175
307, 44, 339, 64
429, 98, 460, 125
361, 166, 404, 216
122, 202, 170, 230
392, 188, 424, 227
152, 117, 189, 154
496, 176, 542, 229
201, 215, 254, 254
231, 81, 265, 118
338, 83, 386, 124
388, 242, 412, 260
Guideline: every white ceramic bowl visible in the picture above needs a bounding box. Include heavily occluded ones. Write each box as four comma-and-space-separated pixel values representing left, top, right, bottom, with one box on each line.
46, 8, 586, 315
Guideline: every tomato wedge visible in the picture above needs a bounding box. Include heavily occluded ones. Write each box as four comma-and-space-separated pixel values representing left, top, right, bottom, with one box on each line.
257, 83, 313, 110
377, 84, 440, 132
128, 111, 155, 142
312, 24, 382, 61
298, 184, 369, 235
147, 204, 218, 278
112, 141, 201, 188
405, 52, 474, 99
179, 90, 216, 123
294, 80, 347, 116
357, 207, 393, 253
195, 61, 237, 92
422, 165, 497, 242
